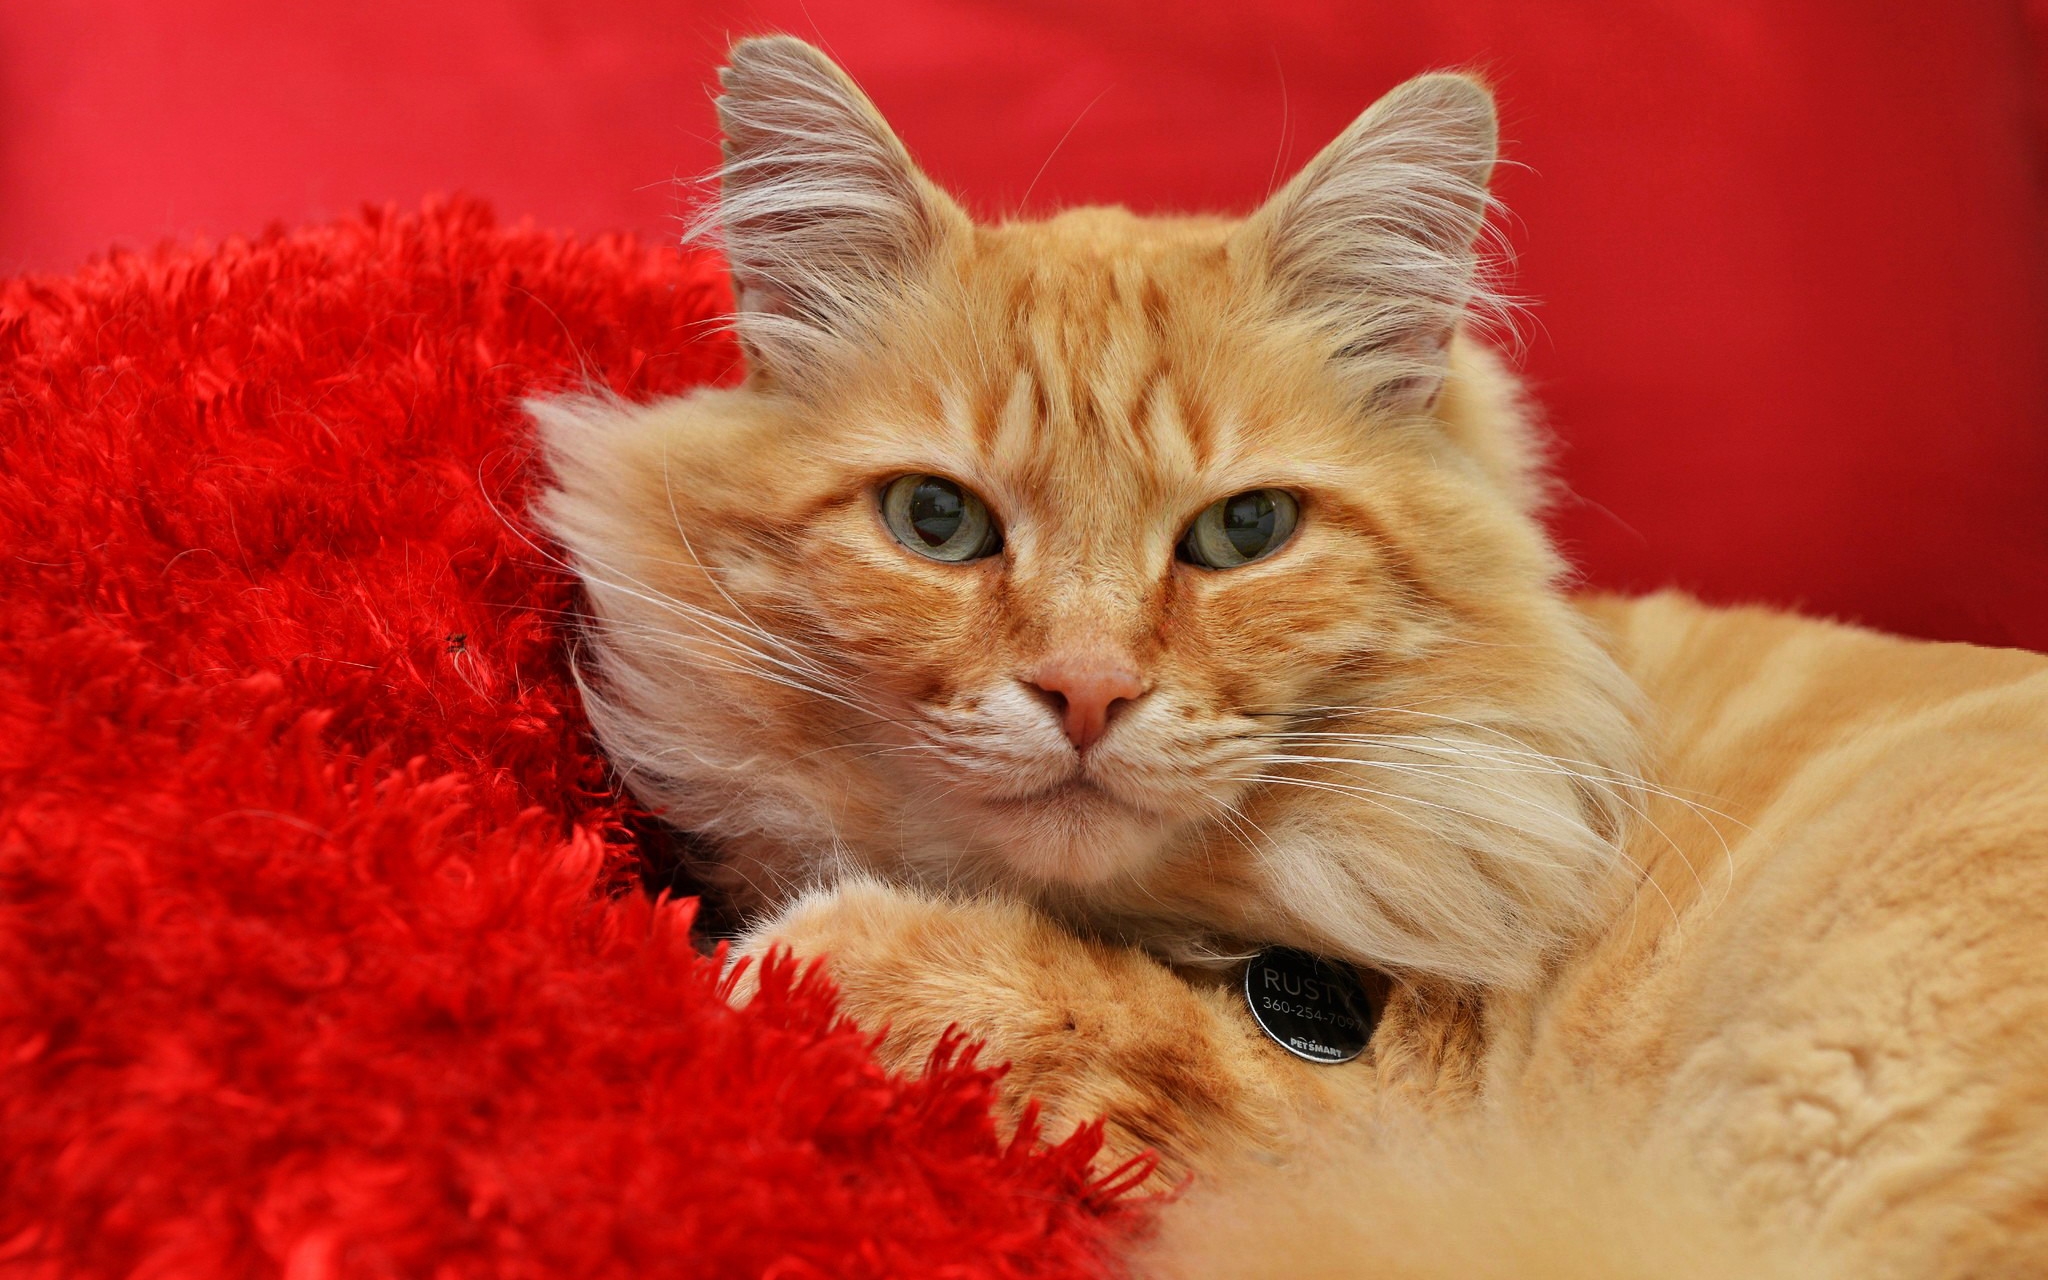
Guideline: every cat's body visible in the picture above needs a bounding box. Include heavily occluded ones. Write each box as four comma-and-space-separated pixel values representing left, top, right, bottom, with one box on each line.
736, 593, 2048, 1279
537, 37, 2048, 1276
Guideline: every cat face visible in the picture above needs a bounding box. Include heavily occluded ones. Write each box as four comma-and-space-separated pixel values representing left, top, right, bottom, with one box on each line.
537, 38, 1640, 987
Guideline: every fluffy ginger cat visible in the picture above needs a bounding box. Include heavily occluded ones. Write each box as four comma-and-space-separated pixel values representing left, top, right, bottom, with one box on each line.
535, 36, 2048, 1278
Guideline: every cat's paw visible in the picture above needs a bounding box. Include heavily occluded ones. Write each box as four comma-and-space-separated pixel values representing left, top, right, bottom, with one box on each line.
732, 878, 1309, 1174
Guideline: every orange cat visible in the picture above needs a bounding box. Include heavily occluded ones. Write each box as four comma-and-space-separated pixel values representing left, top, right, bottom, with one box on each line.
536, 37, 2048, 1277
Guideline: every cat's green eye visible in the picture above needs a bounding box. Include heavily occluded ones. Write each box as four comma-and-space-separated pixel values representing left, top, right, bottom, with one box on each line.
880, 474, 1002, 563
1179, 489, 1300, 569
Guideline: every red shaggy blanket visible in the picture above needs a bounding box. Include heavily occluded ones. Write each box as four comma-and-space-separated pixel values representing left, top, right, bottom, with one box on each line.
0, 201, 1144, 1278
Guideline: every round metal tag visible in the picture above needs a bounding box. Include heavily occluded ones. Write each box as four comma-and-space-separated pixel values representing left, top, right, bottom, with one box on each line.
1243, 947, 1375, 1064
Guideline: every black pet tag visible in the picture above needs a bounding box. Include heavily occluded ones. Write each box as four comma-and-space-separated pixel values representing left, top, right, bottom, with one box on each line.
1243, 947, 1376, 1065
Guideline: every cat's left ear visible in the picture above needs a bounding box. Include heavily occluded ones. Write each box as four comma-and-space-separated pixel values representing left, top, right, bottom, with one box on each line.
1234, 73, 1499, 415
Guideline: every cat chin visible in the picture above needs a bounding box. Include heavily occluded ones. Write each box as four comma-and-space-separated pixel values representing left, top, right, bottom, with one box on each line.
968, 786, 1179, 888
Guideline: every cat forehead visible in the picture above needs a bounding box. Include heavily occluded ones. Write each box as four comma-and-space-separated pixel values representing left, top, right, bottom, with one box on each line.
866, 212, 1274, 450
979, 208, 1240, 257
961, 210, 1243, 320
809, 208, 1389, 517
927, 227, 1341, 427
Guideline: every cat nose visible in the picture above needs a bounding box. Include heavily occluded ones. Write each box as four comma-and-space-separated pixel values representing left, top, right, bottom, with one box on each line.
1024, 654, 1146, 752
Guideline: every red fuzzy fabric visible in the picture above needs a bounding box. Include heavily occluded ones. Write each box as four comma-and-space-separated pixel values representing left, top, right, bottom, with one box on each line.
0, 201, 1145, 1278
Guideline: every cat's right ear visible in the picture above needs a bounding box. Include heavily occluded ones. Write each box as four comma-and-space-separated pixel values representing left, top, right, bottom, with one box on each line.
1233, 73, 1500, 417
703, 36, 969, 392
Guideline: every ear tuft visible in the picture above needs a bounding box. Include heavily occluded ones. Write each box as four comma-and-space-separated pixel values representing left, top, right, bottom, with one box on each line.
695, 36, 966, 390
1237, 72, 1502, 415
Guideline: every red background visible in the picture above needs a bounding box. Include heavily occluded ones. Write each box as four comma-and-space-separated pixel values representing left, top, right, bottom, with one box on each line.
6, 0, 2044, 649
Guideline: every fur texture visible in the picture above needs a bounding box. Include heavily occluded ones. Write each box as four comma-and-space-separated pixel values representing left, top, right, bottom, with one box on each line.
542, 37, 2048, 1277
1135, 1104, 1827, 1280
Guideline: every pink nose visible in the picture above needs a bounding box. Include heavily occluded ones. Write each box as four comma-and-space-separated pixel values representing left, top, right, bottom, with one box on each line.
1025, 654, 1146, 752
